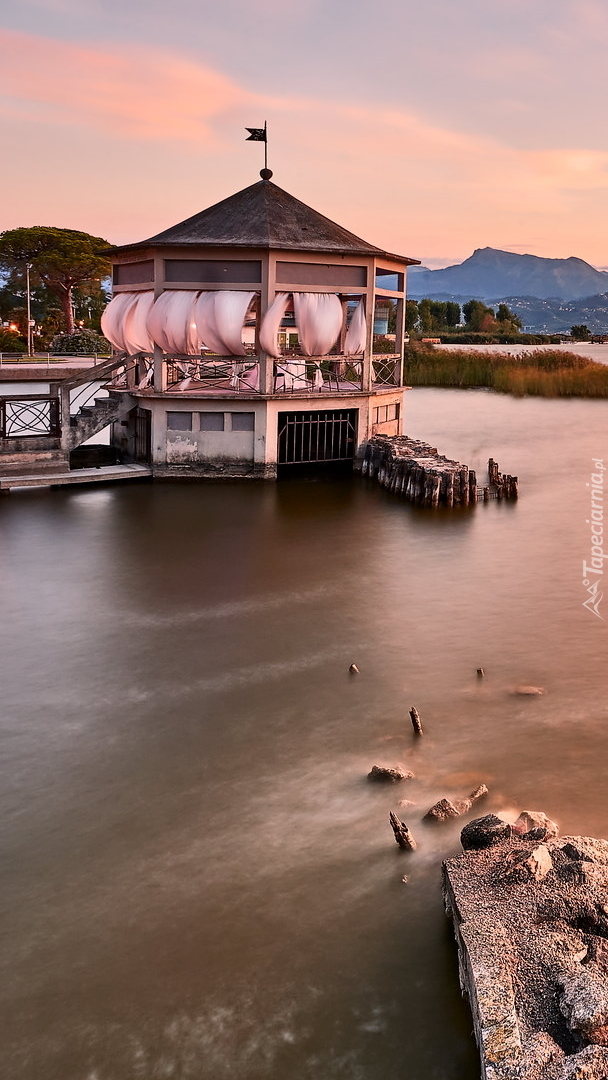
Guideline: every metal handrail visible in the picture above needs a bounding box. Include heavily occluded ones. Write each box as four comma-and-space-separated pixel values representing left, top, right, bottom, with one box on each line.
0, 395, 61, 439
70, 358, 149, 416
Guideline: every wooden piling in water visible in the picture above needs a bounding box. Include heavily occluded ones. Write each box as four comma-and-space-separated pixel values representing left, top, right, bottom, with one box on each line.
409, 706, 423, 735
389, 811, 417, 851
360, 437, 518, 509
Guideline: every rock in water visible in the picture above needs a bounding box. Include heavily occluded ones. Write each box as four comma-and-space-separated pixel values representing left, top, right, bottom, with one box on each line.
425, 797, 461, 822
443, 821, 608, 1079
425, 785, 489, 824
367, 764, 413, 783
460, 814, 512, 850
513, 810, 559, 839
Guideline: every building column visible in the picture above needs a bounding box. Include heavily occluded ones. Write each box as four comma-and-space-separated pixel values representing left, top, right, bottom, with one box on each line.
395, 296, 406, 386
153, 255, 165, 393
259, 351, 275, 395
152, 344, 165, 392
58, 381, 72, 454
363, 288, 375, 392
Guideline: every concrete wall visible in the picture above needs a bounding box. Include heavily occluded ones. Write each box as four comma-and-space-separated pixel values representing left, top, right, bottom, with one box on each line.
369, 391, 405, 439
145, 398, 271, 478
126, 387, 406, 479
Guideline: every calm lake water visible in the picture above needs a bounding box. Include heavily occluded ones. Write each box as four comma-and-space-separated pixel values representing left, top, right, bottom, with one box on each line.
1, 387, 608, 1080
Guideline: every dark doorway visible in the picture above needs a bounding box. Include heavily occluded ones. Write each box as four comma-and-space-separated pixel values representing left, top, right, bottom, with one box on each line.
277, 409, 357, 477
134, 407, 152, 463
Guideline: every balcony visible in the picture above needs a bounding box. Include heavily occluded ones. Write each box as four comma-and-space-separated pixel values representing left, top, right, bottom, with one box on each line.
109, 351, 402, 397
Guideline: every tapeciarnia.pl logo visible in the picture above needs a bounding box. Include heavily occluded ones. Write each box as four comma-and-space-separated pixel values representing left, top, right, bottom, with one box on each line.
582, 458, 605, 620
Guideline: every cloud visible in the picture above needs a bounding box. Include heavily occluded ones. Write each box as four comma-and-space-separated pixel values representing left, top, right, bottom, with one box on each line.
2, 28, 608, 262
0, 29, 252, 141
3, 27, 608, 201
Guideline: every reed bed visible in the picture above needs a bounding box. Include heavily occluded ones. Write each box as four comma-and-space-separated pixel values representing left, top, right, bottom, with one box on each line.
404, 345, 608, 397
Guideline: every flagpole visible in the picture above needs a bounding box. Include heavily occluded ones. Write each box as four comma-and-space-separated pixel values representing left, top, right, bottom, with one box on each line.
245, 123, 271, 178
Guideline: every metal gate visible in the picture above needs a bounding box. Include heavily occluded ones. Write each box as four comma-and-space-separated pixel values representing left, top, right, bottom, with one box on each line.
278, 409, 357, 467
134, 407, 151, 463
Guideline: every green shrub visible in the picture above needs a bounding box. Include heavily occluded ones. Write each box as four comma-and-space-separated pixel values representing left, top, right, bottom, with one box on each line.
51, 329, 111, 356
436, 333, 562, 345
0, 331, 26, 353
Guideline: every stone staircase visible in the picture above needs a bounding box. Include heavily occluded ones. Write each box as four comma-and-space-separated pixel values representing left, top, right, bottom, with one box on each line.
68, 390, 135, 450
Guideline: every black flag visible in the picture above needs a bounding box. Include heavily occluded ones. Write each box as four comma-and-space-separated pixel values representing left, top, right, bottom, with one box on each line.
245, 127, 266, 141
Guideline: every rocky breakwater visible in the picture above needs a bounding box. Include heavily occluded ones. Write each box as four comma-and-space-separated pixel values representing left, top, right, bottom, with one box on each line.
443, 812, 608, 1080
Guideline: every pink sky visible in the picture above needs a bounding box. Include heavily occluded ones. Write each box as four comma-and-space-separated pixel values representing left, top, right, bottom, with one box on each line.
1, 0, 608, 269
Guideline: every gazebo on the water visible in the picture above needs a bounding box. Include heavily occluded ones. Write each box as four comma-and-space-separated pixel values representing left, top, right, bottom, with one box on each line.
102, 170, 420, 478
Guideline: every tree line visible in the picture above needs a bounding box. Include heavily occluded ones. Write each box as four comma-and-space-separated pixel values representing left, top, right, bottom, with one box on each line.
406, 298, 522, 335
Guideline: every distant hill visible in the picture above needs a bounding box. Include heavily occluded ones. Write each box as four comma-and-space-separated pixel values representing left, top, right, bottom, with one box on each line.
408, 248, 608, 302
491, 294, 608, 334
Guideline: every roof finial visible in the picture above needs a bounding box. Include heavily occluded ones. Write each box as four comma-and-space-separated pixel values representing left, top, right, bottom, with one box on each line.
260, 168, 273, 180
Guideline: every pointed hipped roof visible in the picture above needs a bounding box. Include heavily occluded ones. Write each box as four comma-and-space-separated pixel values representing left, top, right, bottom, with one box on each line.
109, 179, 419, 264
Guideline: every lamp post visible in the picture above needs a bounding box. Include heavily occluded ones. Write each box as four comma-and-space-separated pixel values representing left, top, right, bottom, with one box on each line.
25, 262, 33, 357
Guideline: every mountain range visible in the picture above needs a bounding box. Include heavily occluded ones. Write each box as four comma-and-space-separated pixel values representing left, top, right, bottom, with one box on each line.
480, 293, 608, 334
408, 247, 608, 302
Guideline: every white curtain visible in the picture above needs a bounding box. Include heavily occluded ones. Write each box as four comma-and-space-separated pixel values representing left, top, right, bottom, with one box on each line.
101, 292, 139, 352
213, 291, 254, 356
146, 291, 177, 352
191, 292, 226, 354
164, 291, 198, 354
122, 292, 155, 354
145, 290, 254, 356
259, 292, 290, 358
313, 362, 324, 390
191, 290, 255, 355
293, 292, 343, 356
344, 299, 366, 356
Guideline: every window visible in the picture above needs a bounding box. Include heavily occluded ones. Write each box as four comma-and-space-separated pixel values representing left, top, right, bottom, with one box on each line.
375, 268, 403, 292
276, 262, 366, 287
373, 297, 398, 335
373, 403, 400, 424
164, 260, 261, 283
231, 412, 255, 432
166, 411, 192, 431
113, 260, 154, 285
199, 412, 224, 431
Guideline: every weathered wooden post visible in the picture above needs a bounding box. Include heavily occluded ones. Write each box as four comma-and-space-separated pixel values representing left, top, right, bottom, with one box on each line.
431, 474, 441, 508
460, 466, 469, 506
409, 706, 423, 735
389, 811, 417, 850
